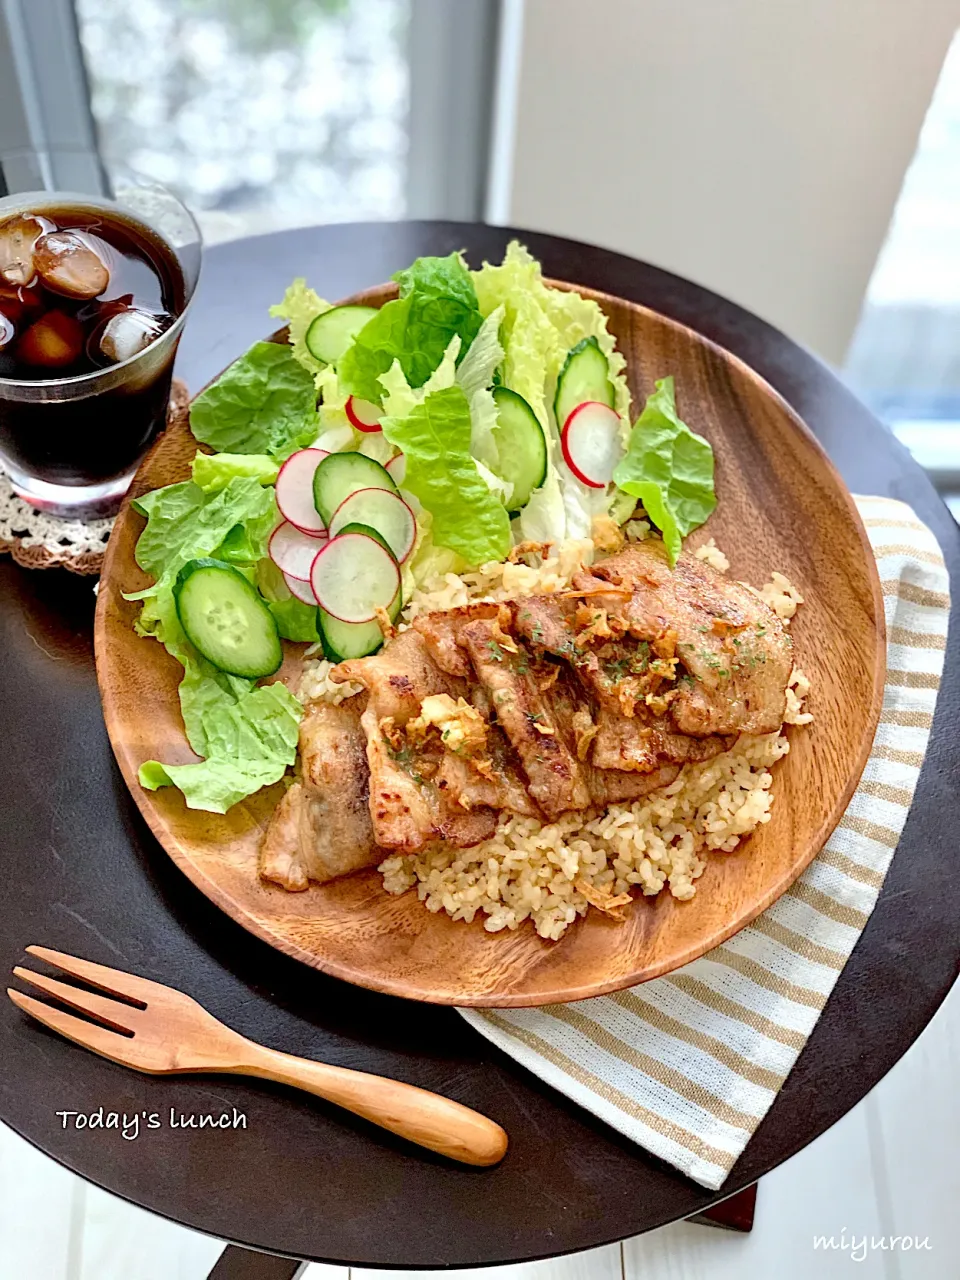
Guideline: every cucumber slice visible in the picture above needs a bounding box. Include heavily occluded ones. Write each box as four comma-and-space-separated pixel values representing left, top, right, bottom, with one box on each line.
336, 520, 393, 554
310, 532, 401, 624
320, 614, 385, 661
312, 451, 398, 525
174, 558, 282, 678
328, 487, 416, 562
319, 571, 402, 660
490, 386, 548, 513
305, 304, 378, 365
553, 336, 614, 430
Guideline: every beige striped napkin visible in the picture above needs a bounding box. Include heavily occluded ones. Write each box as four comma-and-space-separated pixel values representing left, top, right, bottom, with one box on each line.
459, 496, 951, 1189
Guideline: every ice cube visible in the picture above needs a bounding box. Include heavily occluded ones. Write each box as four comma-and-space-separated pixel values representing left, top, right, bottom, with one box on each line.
34, 230, 110, 300
0, 215, 46, 287
17, 311, 84, 368
97, 308, 164, 364
0, 281, 44, 327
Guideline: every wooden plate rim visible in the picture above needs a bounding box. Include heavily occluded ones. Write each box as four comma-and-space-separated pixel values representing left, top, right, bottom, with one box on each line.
94, 279, 886, 1006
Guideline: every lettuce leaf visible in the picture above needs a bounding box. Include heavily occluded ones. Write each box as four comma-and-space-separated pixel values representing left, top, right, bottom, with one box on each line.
131, 477, 276, 583
339, 253, 483, 406
473, 242, 558, 429
314, 362, 354, 437
269, 278, 330, 375
266, 598, 320, 643
256, 558, 321, 643
214, 502, 278, 565
393, 251, 480, 317
128, 475, 301, 812
381, 385, 511, 565
191, 452, 279, 492
138, 679, 301, 814
190, 341, 319, 458
379, 336, 461, 418
474, 241, 631, 428
402, 508, 468, 597
517, 466, 566, 544
612, 376, 716, 565
455, 304, 508, 500
471, 241, 632, 538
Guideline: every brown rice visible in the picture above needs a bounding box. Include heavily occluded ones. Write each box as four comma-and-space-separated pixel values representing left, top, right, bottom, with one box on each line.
298, 536, 810, 939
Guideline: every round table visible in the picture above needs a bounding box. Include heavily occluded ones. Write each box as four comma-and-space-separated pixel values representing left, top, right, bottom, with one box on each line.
1, 222, 957, 1270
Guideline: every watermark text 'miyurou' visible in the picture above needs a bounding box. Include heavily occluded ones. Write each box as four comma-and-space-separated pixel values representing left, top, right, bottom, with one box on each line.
814, 1230, 932, 1263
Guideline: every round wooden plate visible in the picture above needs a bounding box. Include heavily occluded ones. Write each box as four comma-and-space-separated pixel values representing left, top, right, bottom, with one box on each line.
94, 279, 885, 1007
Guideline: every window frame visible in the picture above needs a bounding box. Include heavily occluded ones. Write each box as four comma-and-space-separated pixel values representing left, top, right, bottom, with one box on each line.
2, 0, 501, 221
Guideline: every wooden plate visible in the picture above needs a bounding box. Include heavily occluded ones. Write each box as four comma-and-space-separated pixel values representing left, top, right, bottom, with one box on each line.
94, 280, 885, 1007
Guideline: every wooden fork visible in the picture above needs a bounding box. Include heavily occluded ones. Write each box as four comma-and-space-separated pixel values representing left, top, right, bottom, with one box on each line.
8, 945, 508, 1167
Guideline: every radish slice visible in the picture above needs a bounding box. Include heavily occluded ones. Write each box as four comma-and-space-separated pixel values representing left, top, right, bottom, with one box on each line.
275, 449, 328, 534
385, 452, 406, 485
561, 401, 623, 489
283, 571, 319, 605
329, 487, 417, 563
310, 533, 401, 624
269, 520, 328, 581
345, 395, 384, 433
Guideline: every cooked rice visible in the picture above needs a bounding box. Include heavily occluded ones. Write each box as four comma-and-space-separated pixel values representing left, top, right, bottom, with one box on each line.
694, 537, 730, 573
784, 666, 813, 724
624, 518, 651, 542
297, 536, 811, 939
760, 570, 804, 622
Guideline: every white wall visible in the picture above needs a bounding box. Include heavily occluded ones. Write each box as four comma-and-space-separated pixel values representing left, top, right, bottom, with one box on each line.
493, 0, 959, 364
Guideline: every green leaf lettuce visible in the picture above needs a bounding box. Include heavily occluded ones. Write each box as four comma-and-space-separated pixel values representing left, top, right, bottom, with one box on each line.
612, 376, 716, 565
471, 241, 633, 540
269, 277, 330, 376
189, 341, 319, 459
127, 475, 302, 812
381, 384, 511, 565
191, 452, 279, 492
138, 679, 301, 814
338, 253, 484, 405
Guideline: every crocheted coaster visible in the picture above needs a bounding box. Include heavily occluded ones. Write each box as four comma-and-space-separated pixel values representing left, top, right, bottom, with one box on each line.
0, 378, 189, 576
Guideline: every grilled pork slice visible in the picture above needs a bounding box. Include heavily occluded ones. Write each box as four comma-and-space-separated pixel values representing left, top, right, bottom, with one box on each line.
333, 630, 497, 852
539, 663, 683, 800
259, 697, 380, 889
512, 595, 732, 771
460, 614, 592, 819
413, 602, 500, 678
576, 542, 793, 736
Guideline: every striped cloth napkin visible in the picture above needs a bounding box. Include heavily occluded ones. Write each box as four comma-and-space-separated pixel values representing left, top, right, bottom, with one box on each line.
459, 496, 950, 1190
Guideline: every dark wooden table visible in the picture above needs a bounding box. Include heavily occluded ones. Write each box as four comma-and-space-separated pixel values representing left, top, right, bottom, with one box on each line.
1, 222, 958, 1272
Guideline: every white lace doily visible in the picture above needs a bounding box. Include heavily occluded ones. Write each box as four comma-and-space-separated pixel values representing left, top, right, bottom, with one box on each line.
0, 379, 188, 575
0, 475, 115, 574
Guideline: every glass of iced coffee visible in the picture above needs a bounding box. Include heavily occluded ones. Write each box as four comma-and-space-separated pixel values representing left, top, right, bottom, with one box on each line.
0, 150, 201, 518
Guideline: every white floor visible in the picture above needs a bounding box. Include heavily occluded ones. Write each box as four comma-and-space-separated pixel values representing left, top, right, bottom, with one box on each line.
2, 982, 956, 1280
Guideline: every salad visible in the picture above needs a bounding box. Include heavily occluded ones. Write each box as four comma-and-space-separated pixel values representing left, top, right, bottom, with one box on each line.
127, 242, 716, 814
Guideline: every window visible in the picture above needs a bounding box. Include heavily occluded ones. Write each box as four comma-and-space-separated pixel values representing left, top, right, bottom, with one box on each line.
844, 28, 960, 512
0, 0, 498, 239
74, 0, 410, 243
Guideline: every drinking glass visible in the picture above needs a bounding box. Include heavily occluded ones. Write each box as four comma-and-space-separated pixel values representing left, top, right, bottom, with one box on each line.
0, 148, 202, 519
